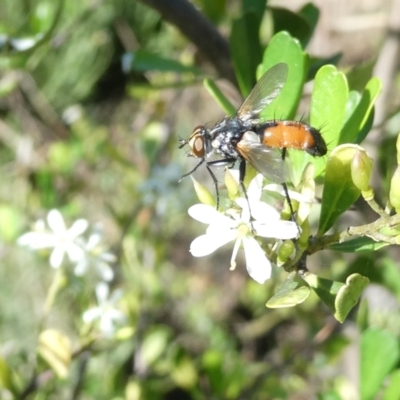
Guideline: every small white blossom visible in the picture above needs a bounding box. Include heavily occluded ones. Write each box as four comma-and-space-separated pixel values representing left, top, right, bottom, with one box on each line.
18, 209, 88, 268
82, 282, 126, 336
74, 225, 116, 281
188, 175, 299, 284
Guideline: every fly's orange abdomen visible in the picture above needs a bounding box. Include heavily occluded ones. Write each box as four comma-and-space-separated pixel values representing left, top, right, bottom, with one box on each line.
259, 121, 327, 156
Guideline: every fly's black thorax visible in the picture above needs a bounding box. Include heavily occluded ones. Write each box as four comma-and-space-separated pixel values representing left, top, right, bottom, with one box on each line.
208, 117, 252, 158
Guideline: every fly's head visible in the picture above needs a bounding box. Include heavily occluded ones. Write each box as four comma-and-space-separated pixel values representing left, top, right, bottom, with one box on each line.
179, 125, 211, 159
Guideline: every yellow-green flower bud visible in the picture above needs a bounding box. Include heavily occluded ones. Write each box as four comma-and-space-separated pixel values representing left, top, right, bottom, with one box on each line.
190, 176, 215, 207
351, 149, 373, 192
298, 219, 310, 248
224, 169, 240, 199
389, 166, 400, 214
277, 240, 295, 264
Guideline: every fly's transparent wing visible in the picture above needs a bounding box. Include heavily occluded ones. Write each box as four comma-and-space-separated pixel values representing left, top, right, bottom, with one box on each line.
237, 63, 288, 122
236, 132, 288, 183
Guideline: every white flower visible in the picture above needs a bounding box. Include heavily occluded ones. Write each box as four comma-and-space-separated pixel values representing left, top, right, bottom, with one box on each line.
18, 209, 88, 268
188, 175, 299, 284
74, 225, 116, 281
82, 282, 126, 336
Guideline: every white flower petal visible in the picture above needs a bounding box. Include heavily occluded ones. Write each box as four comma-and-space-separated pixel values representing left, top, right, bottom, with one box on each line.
247, 174, 263, 201
82, 308, 102, 323
96, 282, 110, 303
254, 220, 299, 239
66, 243, 85, 263
251, 201, 280, 222
68, 219, 89, 238
47, 209, 66, 233
235, 198, 251, 222
96, 262, 114, 281
49, 246, 66, 268
242, 236, 271, 284
190, 233, 234, 257
264, 184, 313, 203
188, 204, 222, 224
18, 232, 57, 249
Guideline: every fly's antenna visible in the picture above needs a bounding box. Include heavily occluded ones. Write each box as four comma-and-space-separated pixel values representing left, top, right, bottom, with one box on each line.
178, 138, 188, 149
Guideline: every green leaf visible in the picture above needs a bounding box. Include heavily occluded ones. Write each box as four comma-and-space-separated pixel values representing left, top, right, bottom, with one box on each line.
307, 53, 342, 80
299, 3, 320, 43
141, 327, 171, 366
270, 7, 312, 47
202, 350, 224, 396
230, 12, 263, 96
258, 31, 308, 120
311, 66, 348, 146
328, 237, 389, 252
0, 355, 18, 394
38, 329, 71, 379
382, 369, 400, 400
124, 50, 200, 73
304, 273, 344, 313
266, 273, 311, 308
171, 353, 198, 389
341, 77, 382, 144
304, 273, 369, 323
203, 78, 237, 116
318, 144, 362, 235
361, 329, 400, 400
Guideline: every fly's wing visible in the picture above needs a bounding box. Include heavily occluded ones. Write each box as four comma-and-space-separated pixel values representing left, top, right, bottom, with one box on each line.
236, 132, 288, 183
237, 63, 288, 122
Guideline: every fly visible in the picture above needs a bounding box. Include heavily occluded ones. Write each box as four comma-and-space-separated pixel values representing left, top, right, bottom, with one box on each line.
179, 62, 327, 212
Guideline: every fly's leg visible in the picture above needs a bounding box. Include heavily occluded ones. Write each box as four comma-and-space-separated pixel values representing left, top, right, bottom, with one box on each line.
281, 148, 301, 235
238, 160, 256, 233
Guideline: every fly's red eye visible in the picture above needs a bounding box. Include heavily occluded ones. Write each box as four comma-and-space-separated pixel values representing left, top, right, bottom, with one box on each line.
189, 134, 205, 158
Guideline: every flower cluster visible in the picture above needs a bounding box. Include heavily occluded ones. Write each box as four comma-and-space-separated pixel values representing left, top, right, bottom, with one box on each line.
188, 173, 311, 284
18, 209, 125, 336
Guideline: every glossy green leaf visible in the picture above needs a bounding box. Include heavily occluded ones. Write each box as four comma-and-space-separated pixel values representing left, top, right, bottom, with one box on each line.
305, 273, 368, 323
304, 273, 344, 313
361, 329, 400, 400
341, 77, 382, 144
307, 53, 342, 80
230, 12, 262, 97
266, 273, 311, 308
270, 7, 311, 47
125, 50, 200, 73
328, 237, 389, 252
318, 144, 362, 235
38, 329, 71, 379
299, 3, 320, 44
258, 31, 308, 120
203, 78, 237, 116
382, 369, 400, 400
311, 65, 348, 147
334, 273, 369, 323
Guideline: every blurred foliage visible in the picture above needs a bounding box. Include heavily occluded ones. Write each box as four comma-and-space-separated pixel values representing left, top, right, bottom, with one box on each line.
1, 0, 400, 399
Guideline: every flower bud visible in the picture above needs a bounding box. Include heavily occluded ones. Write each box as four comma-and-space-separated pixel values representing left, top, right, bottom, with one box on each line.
389, 166, 400, 214
277, 240, 295, 264
351, 149, 373, 192
190, 176, 215, 207
224, 169, 240, 199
